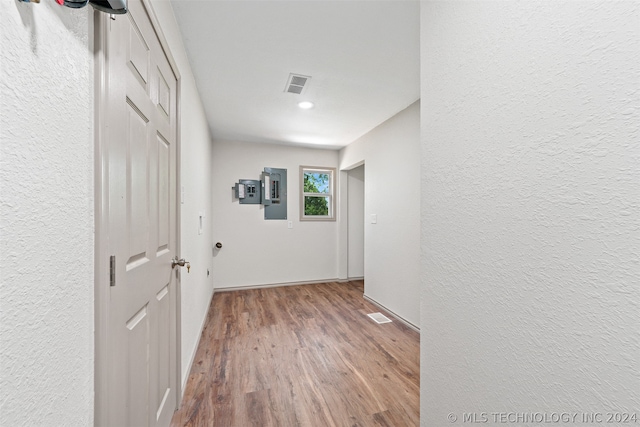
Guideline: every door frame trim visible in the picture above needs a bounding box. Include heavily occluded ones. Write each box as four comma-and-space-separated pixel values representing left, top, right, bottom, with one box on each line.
93, 10, 109, 426
93, 3, 183, 424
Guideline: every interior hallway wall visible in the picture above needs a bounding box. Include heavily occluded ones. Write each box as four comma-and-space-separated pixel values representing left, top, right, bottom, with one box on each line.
211, 140, 339, 289
339, 101, 421, 328
347, 165, 365, 278
0, 3, 94, 425
153, 0, 215, 390
420, 2, 640, 425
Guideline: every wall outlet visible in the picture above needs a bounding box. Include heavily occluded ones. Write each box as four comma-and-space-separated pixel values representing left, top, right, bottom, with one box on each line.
371, 214, 377, 224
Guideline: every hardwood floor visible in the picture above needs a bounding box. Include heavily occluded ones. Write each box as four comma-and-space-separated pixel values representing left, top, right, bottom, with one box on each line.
170, 281, 419, 427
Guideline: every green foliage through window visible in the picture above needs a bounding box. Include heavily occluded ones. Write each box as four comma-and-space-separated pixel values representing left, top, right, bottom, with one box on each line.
304, 172, 330, 193
304, 196, 329, 216
301, 168, 334, 219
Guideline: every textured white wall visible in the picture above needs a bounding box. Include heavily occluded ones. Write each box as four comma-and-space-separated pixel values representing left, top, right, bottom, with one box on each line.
152, 0, 215, 390
0, 3, 94, 426
211, 140, 339, 289
347, 165, 365, 278
420, 2, 640, 426
340, 101, 421, 327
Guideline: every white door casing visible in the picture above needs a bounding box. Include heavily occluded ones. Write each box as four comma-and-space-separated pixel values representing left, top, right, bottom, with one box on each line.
96, 1, 179, 425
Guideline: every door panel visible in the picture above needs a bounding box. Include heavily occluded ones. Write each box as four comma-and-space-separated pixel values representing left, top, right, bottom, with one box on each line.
104, 1, 178, 425
158, 72, 171, 117
125, 304, 150, 427
126, 100, 150, 262
157, 134, 170, 253
155, 284, 171, 419
127, 19, 149, 86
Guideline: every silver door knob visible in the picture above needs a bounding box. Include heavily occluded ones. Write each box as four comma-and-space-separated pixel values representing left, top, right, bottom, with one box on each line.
171, 257, 187, 268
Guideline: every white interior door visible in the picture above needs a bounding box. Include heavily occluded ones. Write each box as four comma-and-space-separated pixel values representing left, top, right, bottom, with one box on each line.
104, 1, 178, 425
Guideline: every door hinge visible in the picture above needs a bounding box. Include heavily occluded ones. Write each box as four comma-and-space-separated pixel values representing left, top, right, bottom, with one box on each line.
109, 255, 116, 287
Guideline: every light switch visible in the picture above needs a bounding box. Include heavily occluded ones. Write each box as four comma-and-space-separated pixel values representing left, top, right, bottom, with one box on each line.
371, 214, 377, 224
198, 211, 205, 235
288, 221, 293, 229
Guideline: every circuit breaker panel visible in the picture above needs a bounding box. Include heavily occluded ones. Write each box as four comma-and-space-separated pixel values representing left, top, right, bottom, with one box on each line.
262, 167, 287, 220
232, 168, 287, 219
234, 179, 261, 204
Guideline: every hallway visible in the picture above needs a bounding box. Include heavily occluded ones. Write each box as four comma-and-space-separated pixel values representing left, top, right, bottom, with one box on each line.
170, 281, 419, 426
3, 1, 638, 425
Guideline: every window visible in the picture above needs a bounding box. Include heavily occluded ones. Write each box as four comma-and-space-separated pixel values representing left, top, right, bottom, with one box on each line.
300, 166, 335, 221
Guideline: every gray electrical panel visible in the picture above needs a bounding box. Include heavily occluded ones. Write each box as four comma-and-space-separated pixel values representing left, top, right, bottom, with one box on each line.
263, 167, 287, 220
234, 179, 261, 204
233, 168, 287, 219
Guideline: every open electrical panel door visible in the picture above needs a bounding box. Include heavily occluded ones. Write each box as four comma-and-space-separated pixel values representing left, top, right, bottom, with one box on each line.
233, 167, 287, 220
262, 167, 287, 220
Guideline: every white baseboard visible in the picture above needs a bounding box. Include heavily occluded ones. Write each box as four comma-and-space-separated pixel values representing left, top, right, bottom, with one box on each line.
363, 294, 420, 333
180, 287, 215, 396
215, 278, 348, 292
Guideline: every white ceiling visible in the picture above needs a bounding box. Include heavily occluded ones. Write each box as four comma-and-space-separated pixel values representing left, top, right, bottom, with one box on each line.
170, 0, 420, 149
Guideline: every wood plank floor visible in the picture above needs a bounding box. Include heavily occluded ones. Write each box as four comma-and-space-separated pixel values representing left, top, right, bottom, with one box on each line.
170, 281, 419, 427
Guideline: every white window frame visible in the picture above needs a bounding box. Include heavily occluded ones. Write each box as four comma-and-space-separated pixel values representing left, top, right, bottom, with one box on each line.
300, 166, 336, 221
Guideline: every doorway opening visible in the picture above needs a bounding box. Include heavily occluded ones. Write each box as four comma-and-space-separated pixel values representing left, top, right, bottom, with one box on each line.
347, 164, 365, 279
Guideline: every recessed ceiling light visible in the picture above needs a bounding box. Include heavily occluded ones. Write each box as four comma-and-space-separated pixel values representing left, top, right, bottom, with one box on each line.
298, 101, 314, 110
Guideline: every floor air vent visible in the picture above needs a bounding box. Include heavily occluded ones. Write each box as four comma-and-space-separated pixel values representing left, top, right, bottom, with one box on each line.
367, 312, 392, 324
285, 73, 310, 94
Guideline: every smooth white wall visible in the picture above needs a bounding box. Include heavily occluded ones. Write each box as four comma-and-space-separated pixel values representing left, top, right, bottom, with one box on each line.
152, 0, 215, 389
339, 101, 420, 327
347, 165, 365, 278
420, 2, 640, 425
0, 3, 94, 425
212, 140, 339, 289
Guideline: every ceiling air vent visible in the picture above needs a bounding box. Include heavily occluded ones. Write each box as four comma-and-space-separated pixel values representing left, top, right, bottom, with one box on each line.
285, 73, 311, 94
